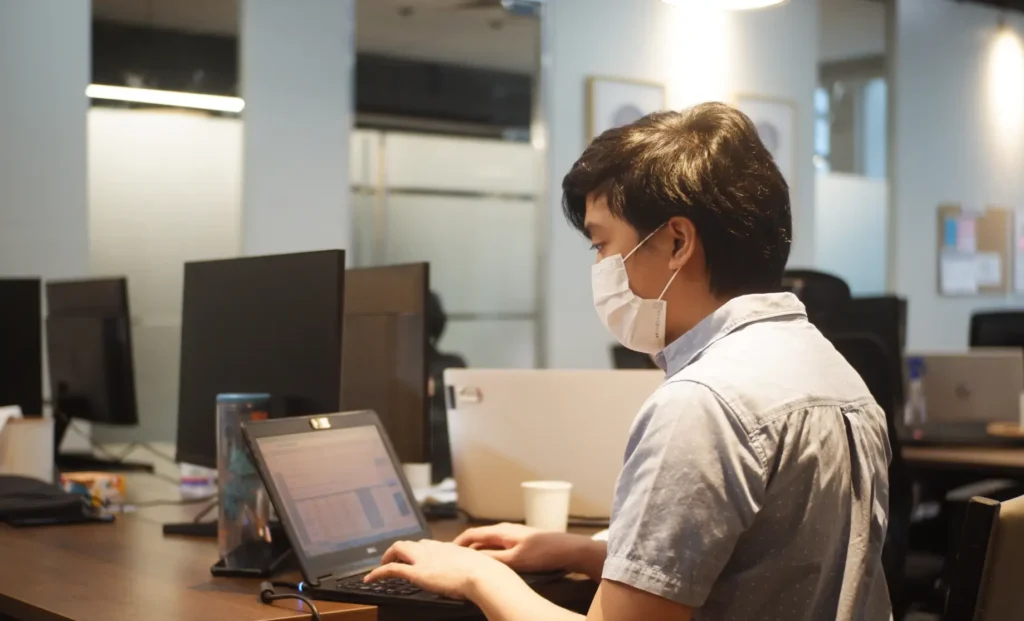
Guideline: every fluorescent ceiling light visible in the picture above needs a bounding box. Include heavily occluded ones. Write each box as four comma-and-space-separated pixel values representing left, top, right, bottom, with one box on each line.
85, 84, 245, 113
661, 0, 787, 10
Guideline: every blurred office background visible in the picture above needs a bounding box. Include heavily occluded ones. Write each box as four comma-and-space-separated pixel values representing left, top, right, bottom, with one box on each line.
0, 0, 1022, 449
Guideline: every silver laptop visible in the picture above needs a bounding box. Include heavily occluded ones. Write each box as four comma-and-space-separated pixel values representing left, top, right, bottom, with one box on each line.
904, 349, 1024, 443
444, 369, 664, 522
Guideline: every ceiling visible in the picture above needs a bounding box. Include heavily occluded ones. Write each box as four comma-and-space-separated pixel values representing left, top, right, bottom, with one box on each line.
91, 0, 539, 74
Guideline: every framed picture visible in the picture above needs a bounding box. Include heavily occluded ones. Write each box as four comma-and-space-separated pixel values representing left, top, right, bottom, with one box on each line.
734, 95, 797, 186
587, 76, 666, 142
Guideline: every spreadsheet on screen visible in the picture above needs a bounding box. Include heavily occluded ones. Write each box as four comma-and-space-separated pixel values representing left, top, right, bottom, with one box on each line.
257, 425, 420, 556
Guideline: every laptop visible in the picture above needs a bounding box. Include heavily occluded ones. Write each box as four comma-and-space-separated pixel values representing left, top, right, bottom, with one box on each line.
243, 410, 559, 609
444, 369, 664, 523
901, 349, 1024, 445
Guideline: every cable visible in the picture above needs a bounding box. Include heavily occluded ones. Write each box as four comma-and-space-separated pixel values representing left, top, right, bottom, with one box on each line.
259, 581, 321, 621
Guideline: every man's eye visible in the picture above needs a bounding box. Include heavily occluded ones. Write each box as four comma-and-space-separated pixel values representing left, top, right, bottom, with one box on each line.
590, 243, 604, 252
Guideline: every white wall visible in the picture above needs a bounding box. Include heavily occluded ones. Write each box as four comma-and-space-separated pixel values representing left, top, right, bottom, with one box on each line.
0, 2, 89, 281
541, 0, 819, 369
240, 0, 355, 257
819, 0, 886, 63
88, 109, 242, 443
893, 0, 1024, 351
350, 129, 539, 369
0, 1, 91, 452
815, 173, 888, 295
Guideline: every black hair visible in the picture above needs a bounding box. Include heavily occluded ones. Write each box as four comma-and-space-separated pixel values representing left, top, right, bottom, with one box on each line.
426, 290, 446, 345
562, 102, 792, 296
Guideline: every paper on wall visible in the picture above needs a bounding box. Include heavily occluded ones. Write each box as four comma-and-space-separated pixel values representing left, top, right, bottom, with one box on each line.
940, 253, 978, 295
975, 252, 1002, 287
956, 216, 978, 253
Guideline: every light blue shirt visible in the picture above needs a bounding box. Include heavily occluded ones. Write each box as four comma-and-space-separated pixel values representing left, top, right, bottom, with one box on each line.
604, 293, 892, 621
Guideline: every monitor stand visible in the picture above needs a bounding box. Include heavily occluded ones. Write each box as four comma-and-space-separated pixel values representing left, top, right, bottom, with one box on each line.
56, 452, 154, 473
52, 412, 154, 473
163, 520, 218, 538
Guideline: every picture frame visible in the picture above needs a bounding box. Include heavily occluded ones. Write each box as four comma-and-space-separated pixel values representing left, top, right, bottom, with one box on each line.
586, 76, 667, 142
734, 94, 797, 187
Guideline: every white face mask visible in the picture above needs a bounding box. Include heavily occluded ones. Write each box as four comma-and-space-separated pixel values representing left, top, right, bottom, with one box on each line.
591, 225, 681, 355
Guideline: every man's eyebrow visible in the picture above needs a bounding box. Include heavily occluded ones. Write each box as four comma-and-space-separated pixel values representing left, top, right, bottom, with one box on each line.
583, 222, 602, 240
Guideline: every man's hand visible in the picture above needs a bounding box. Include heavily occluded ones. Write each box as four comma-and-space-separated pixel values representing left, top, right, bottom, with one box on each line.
363, 540, 518, 601
454, 523, 607, 580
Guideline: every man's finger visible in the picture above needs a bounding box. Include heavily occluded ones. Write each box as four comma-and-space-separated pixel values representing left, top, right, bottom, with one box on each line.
454, 527, 511, 549
381, 541, 419, 565
364, 562, 415, 584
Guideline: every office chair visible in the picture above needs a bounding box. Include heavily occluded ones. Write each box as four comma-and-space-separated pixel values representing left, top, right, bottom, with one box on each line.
829, 333, 921, 618
610, 345, 658, 370
782, 270, 852, 333
970, 311, 1024, 349
944, 494, 1024, 621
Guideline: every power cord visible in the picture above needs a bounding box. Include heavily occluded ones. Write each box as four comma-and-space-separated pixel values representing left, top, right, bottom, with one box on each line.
259, 581, 321, 621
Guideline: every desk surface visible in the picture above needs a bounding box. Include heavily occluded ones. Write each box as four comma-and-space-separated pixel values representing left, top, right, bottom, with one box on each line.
0, 514, 375, 621
0, 512, 595, 621
903, 445, 1024, 475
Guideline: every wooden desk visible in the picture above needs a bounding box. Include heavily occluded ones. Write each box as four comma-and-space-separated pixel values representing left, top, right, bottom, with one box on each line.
0, 515, 596, 621
903, 445, 1024, 478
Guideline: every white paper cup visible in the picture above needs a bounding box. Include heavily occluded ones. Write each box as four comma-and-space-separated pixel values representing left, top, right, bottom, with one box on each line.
0, 417, 55, 483
402, 463, 432, 491
522, 480, 572, 532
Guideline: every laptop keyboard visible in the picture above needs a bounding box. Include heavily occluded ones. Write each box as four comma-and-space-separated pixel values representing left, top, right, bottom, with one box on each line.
336, 576, 424, 597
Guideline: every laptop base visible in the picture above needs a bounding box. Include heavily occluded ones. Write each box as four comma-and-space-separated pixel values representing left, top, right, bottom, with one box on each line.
210, 538, 294, 578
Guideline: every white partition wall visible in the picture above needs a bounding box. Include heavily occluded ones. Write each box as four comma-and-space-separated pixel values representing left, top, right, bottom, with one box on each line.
0, 2, 90, 282
241, 0, 355, 258
815, 173, 888, 296
88, 109, 243, 443
0, 1, 91, 451
350, 130, 539, 368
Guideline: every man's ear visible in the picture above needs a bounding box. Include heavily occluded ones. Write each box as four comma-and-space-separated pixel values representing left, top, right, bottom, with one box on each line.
667, 217, 696, 270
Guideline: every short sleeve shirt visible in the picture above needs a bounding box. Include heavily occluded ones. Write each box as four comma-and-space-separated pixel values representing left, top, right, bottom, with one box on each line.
603, 293, 892, 621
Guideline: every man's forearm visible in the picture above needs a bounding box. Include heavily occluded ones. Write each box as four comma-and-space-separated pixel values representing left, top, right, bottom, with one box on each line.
470, 570, 585, 621
565, 537, 607, 582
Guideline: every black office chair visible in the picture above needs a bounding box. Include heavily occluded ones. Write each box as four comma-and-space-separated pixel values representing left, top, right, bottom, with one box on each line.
970, 311, 1024, 349
610, 345, 658, 370
829, 332, 920, 618
782, 270, 852, 333
944, 494, 1024, 621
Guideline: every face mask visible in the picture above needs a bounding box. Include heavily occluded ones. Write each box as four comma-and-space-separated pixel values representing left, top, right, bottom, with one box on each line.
591, 225, 681, 355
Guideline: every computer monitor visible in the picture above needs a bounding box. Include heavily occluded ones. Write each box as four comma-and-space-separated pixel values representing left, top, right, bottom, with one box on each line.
46, 278, 138, 427
175, 250, 346, 469
45, 278, 148, 472
341, 263, 429, 464
0, 279, 42, 415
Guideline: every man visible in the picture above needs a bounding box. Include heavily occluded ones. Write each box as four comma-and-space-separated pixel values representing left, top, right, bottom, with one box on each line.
365, 102, 892, 621
426, 290, 467, 482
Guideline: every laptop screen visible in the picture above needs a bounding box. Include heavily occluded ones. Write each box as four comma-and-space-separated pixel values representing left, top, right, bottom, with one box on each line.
255, 424, 421, 558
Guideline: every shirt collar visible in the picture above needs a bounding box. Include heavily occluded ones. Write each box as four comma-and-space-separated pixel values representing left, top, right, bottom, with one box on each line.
655, 292, 808, 377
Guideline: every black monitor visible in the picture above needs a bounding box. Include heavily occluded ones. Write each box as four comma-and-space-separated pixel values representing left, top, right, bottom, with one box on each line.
46, 278, 138, 427
341, 263, 429, 464
175, 250, 346, 469
46, 278, 148, 472
0, 279, 42, 415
